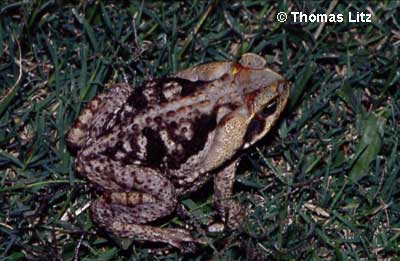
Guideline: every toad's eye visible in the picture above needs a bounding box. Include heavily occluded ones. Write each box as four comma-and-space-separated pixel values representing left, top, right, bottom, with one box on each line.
260, 101, 277, 117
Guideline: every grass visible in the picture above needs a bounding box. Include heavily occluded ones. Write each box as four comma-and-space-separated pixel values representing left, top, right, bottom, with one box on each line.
0, 0, 399, 260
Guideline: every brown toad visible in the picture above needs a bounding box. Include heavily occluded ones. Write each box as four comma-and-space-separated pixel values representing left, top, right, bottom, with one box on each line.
66, 53, 290, 249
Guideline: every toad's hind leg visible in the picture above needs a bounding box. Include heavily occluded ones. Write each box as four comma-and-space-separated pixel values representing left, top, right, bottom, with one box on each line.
92, 192, 198, 249
66, 83, 132, 152
82, 155, 200, 249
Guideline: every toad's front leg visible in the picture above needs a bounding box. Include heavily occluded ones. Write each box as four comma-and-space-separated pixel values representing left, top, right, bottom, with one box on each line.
213, 158, 244, 229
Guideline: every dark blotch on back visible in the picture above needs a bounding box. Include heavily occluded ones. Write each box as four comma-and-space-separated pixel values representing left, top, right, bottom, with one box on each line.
127, 78, 207, 113
127, 87, 148, 110
163, 77, 207, 97
101, 112, 122, 136
166, 112, 217, 169
142, 127, 167, 167
101, 128, 141, 164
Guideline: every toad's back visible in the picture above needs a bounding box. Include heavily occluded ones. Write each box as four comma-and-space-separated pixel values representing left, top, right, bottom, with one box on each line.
88, 75, 242, 171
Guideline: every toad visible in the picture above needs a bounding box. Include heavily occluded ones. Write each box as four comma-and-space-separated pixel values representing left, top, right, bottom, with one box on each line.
66, 53, 290, 249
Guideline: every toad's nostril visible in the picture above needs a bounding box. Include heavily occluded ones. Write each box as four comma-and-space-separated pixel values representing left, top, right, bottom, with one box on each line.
278, 81, 289, 93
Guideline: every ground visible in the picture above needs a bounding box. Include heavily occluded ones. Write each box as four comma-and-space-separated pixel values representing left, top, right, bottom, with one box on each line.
0, 1, 399, 260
